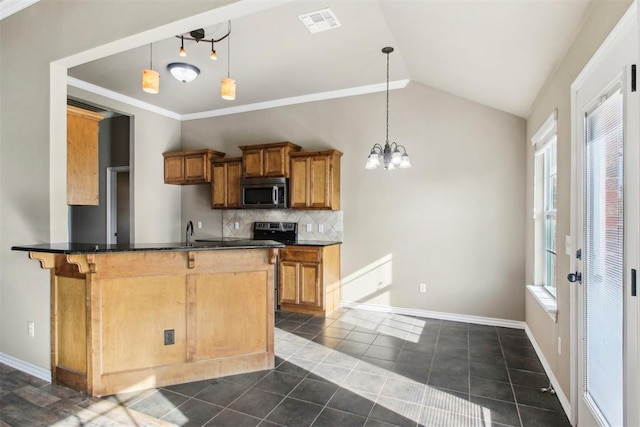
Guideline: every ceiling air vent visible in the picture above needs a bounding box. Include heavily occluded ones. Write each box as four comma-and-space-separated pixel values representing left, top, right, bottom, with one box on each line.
298, 8, 341, 34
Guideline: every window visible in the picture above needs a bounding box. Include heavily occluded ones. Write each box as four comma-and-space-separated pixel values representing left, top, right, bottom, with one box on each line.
533, 111, 558, 297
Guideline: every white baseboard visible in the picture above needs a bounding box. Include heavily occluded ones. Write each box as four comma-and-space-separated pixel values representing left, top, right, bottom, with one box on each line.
524, 325, 571, 420
340, 301, 525, 329
0, 352, 51, 383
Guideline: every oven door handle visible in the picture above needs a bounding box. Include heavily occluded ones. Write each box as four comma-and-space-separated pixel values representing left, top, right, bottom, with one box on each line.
272, 186, 278, 205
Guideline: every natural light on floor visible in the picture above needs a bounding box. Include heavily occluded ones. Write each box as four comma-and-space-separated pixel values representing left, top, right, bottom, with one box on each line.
275, 310, 492, 425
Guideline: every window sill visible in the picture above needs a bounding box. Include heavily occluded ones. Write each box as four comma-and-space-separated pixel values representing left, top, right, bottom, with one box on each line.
527, 285, 557, 322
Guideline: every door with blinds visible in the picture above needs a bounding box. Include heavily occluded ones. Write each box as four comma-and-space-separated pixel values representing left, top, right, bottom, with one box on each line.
571, 11, 638, 427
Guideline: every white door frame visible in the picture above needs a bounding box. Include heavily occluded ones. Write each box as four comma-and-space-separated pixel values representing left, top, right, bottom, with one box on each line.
569, 2, 638, 425
106, 165, 130, 245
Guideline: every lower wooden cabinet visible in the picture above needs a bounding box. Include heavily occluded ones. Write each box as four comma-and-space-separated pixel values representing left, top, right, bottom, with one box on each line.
211, 157, 242, 208
278, 244, 340, 316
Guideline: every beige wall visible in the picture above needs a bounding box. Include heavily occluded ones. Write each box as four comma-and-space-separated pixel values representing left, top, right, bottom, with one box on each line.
181, 81, 527, 321
0, 0, 239, 369
525, 0, 633, 399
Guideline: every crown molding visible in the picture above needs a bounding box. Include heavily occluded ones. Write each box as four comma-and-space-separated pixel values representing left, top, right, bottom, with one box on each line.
0, 0, 40, 20
182, 79, 410, 121
67, 77, 181, 120
67, 77, 410, 122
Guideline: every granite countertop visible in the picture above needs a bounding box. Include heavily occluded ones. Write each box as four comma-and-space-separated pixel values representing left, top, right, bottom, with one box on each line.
283, 240, 342, 247
196, 238, 342, 247
11, 239, 284, 255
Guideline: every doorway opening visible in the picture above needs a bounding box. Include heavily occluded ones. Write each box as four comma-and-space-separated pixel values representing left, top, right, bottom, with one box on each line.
68, 99, 133, 245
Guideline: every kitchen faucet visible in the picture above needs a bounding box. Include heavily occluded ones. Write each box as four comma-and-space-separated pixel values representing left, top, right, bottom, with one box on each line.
185, 220, 194, 246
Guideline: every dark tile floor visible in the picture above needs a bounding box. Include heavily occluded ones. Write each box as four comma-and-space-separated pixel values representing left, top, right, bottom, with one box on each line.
0, 308, 570, 426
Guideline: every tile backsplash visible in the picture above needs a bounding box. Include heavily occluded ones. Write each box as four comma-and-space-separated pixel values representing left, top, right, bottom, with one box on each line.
222, 210, 343, 241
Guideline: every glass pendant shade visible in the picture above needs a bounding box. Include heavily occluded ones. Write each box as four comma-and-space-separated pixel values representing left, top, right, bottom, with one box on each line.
142, 69, 159, 94
391, 149, 402, 166
400, 153, 411, 168
365, 152, 380, 169
221, 77, 236, 100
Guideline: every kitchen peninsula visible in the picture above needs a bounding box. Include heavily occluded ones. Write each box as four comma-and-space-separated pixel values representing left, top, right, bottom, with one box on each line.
12, 240, 283, 396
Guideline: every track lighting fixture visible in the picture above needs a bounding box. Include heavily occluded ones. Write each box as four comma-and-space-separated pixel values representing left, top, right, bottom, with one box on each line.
175, 23, 230, 59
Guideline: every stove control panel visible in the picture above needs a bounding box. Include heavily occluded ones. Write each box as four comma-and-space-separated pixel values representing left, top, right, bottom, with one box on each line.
254, 222, 297, 232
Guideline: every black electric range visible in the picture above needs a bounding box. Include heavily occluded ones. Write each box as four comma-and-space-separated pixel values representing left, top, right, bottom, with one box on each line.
252, 221, 298, 244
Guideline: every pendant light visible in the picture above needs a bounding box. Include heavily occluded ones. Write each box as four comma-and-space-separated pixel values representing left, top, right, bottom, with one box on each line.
365, 47, 411, 170
221, 31, 236, 100
142, 44, 159, 94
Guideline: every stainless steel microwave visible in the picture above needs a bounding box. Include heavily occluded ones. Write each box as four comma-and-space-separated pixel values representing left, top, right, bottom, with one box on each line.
241, 177, 288, 209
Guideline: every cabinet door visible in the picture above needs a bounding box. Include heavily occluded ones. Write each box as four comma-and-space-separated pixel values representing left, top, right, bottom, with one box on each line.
299, 263, 321, 308
184, 153, 208, 183
289, 157, 309, 208
264, 147, 285, 177
226, 161, 242, 208
310, 156, 330, 208
243, 149, 263, 178
164, 156, 184, 184
67, 108, 102, 205
211, 163, 227, 208
195, 272, 269, 360
279, 261, 299, 304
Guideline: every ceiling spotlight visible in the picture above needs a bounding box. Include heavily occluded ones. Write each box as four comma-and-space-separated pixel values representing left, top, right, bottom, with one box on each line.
179, 36, 186, 57
210, 40, 218, 60
167, 62, 200, 83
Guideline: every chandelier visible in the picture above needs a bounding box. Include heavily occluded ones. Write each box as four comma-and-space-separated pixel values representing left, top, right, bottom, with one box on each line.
365, 47, 411, 170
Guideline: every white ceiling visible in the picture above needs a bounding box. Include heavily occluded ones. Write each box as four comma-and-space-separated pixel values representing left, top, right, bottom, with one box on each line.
66, 0, 592, 119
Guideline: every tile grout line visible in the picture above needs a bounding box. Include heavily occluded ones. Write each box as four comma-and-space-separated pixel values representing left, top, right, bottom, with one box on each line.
497, 330, 525, 427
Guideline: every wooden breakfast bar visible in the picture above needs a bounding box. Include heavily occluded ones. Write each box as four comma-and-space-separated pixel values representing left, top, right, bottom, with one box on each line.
12, 240, 283, 397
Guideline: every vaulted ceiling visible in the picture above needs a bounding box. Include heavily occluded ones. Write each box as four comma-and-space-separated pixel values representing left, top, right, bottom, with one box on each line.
63, 0, 592, 119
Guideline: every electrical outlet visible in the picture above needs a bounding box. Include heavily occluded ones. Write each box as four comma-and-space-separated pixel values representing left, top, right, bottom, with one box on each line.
419, 283, 427, 293
164, 329, 175, 346
306, 224, 312, 232
234, 222, 240, 230
197, 221, 203, 229
28, 321, 35, 337
557, 337, 562, 355
318, 224, 324, 233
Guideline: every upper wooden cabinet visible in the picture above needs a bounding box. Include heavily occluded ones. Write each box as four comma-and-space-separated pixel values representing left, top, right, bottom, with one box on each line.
163, 149, 225, 185
211, 157, 242, 209
289, 150, 342, 210
239, 142, 301, 178
67, 106, 104, 206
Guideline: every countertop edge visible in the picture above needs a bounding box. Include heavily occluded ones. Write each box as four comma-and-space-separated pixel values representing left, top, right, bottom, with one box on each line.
11, 241, 285, 255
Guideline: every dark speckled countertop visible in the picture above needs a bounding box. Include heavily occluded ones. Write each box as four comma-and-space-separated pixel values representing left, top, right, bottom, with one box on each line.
196, 238, 342, 247
11, 239, 284, 255
282, 240, 342, 247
